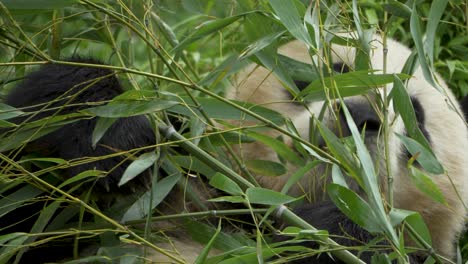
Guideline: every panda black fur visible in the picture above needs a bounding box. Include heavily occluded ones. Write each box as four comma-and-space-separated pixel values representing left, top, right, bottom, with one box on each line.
0, 59, 157, 262
4, 58, 156, 194
227, 35, 468, 263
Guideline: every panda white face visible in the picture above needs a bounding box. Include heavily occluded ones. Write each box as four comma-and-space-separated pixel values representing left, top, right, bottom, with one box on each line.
227, 34, 468, 260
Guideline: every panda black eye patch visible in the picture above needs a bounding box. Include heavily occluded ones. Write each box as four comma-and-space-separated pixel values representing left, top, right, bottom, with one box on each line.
405, 96, 431, 164
332, 62, 350, 73
293, 80, 310, 91
411, 96, 430, 143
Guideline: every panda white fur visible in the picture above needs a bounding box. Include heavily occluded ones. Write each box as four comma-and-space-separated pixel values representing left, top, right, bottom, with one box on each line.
225, 34, 468, 262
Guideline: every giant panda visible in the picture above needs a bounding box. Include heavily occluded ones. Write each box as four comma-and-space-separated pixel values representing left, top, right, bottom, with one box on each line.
1, 35, 467, 264
226, 34, 468, 263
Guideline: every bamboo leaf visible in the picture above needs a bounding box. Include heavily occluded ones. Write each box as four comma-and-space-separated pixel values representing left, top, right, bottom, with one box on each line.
410, 3, 438, 89
92, 117, 117, 148
195, 220, 222, 264
245, 159, 287, 177
174, 14, 245, 52
389, 208, 432, 246
121, 166, 180, 222
239, 30, 286, 60
281, 161, 320, 194
208, 196, 245, 203
327, 183, 382, 233
209, 173, 243, 196
382, 0, 411, 19
341, 102, 399, 243
245, 131, 304, 166
298, 72, 410, 101
0, 104, 23, 120
396, 134, 444, 175
169, 96, 285, 126
269, 0, 312, 47
84, 100, 178, 118
425, 0, 448, 66
119, 152, 157, 187
408, 166, 447, 205
246, 187, 295, 205
391, 75, 433, 151
56, 170, 105, 190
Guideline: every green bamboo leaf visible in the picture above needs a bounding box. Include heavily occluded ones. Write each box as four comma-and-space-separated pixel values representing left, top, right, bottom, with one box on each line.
119, 152, 157, 187
0, 113, 85, 152
281, 161, 320, 194
0, 120, 15, 128
389, 208, 432, 246
185, 221, 247, 252
169, 96, 285, 126
405, 212, 432, 246
425, 0, 448, 66
209, 172, 243, 196
84, 100, 178, 118
331, 163, 348, 188
30, 200, 61, 233
19, 157, 67, 164
298, 72, 410, 101
245, 159, 287, 177
174, 14, 245, 52
0, 233, 28, 263
171, 155, 217, 179
304, 0, 319, 48
408, 166, 447, 205
255, 50, 300, 94
245, 131, 304, 166
278, 54, 319, 83
269, 0, 312, 47
341, 102, 398, 243
207, 131, 255, 146
371, 254, 392, 264
92, 117, 117, 148
0, 232, 27, 245
316, 120, 358, 174
198, 55, 248, 87
382, 0, 411, 18
327, 183, 382, 233
208, 196, 245, 204
0, 104, 23, 120
121, 166, 180, 222
195, 221, 222, 264
391, 75, 432, 151
396, 134, 444, 175
410, 3, 438, 89
0, 185, 43, 218
246, 187, 295, 205
56, 170, 105, 190
153, 13, 179, 46
239, 30, 286, 60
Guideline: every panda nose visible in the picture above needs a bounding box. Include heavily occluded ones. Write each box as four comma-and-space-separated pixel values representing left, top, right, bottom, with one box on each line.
340, 102, 381, 135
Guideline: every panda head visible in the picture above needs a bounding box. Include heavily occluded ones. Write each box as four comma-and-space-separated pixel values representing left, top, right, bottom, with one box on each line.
227, 33, 468, 259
